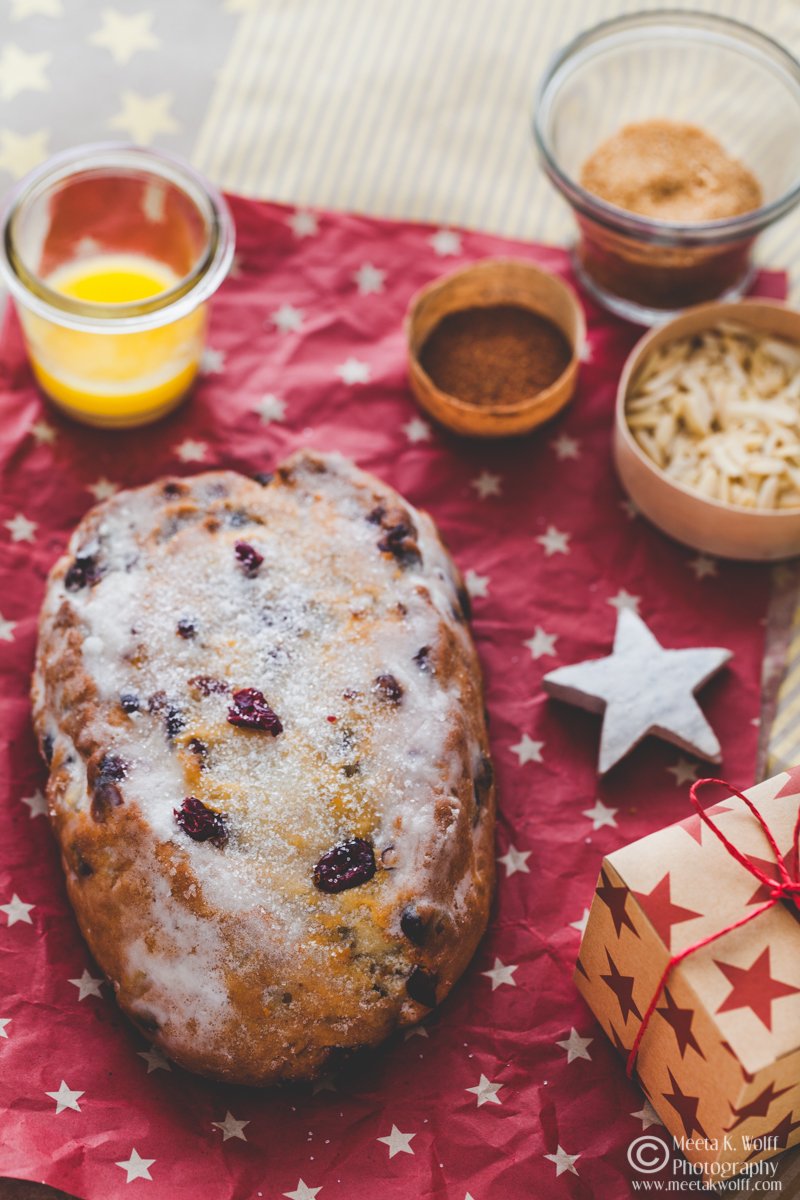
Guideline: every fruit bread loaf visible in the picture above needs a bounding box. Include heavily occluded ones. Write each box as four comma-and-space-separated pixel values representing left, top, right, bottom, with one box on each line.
32, 449, 495, 1084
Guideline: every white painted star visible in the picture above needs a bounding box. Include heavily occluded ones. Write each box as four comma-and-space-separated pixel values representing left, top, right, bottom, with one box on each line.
115, 1149, 155, 1183
254, 393, 286, 424
570, 908, 590, 935
311, 1073, 337, 1093
402, 417, 431, 443
552, 434, 580, 461
0, 128, 49, 179
0, 1018, 10, 1038
4, 513, 36, 543
90, 10, 159, 64
137, 1048, 171, 1074
537, 525, 570, 556
88, 478, 118, 502
465, 569, 489, 599
108, 90, 179, 145
471, 471, 501, 499
212, 1110, 249, 1141
353, 262, 385, 295
579, 340, 593, 363
608, 588, 640, 613
11, 0, 63, 16
689, 554, 718, 580
288, 209, 318, 238
556, 1027, 593, 1064
430, 229, 461, 256
68, 970, 104, 1001
175, 439, 207, 463
271, 303, 304, 333
403, 1024, 429, 1040
283, 1182, 321, 1200
200, 346, 225, 374
631, 1098, 664, 1129
498, 843, 531, 877
466, 1074, 503, 1107
545, 1145, 580, 1177
620, 497, 639, 520
45, 1080, 84, 1114
0, 44, 50, 100
21, 789, 47, 818
227, 252, 244, 279
0, 613, 17, 642
337, 356, 371, 385
511, 734, 543, 765
524, 626, 557, 660
481, 957, 518, 990
30, 418, 56, 445
582, 799, 618, 831
0, 894, 33, 926
667, 756, 700, 787
377, 1125, 415, 1158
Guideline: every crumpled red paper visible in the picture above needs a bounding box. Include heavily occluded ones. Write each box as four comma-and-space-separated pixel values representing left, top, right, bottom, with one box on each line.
0, 195, 786, 1199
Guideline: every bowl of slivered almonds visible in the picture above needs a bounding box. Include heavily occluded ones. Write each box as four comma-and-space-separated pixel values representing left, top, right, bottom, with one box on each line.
614, 300, 800, 561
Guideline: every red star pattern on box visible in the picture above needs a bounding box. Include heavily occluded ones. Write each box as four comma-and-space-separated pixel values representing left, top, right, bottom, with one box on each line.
0, 195, 787, 1199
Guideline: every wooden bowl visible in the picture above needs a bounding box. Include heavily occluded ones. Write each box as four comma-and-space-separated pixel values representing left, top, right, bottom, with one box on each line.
406, 258, 585, 437
614, 299, 800, 561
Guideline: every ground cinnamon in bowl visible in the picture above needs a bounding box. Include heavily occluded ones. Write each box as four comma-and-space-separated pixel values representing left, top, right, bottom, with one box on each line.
418, 304, 572, 406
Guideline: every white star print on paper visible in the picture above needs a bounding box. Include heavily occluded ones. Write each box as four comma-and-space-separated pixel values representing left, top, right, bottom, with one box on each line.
608, 589, 640, 613
137, 1048, 171, 1074
579, 340, 593, 363
667, 756, 700, 787
90, 10, 160, 64
498, 844, 530, 877
556, 1028, 593, 1063
482, 957, 518, 990
0, 1018, 11, 1038
631, 1098, 664, 1129
88, 478, 118, 502
116, 1149, 155, 1183
619, 498, 638, 520
536, 525, 570, 556
552, 434, 580, 461
227, 252, 243, 279
464, 569, 488, 599
271, 304, 304, 333
403, 1024, 429, 1040
0, 894, 33, 926
377, 1125, 415, 1158
0, 45, 50, 100
545, 1145, 581, 1177
200, 347, 226, 374
337, 357, 371, 385
466, 1074, 503, 1107
402, 417, 431, 443
11, 0, 62, 16
45, 1080, 84, 1114
69, 970, 104, 1001
582, 799, 618, 831
689, 554, 718, 580
4, 513, 37, 543
570, 908, 590, 935
429, 229, 461, 256
21, 790, 47, 818
175, 439, 208, 463
524, 627, 557, 660
0, 613, 17, 642
30, 418, 56, 445
353, 262, 385, 295
109, 91, 179, 145
471, 471, 501, 500
288, 209, 318, 238
255, 394, 286, 424
283, 1182, 322, 1200
0, 129, 49, 179
511, 734, 543, 765
212, 1111, 250, 1141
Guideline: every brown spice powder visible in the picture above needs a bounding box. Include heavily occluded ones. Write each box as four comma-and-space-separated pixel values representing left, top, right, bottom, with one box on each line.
419, 304, 571, 407
579, 119, 762, 222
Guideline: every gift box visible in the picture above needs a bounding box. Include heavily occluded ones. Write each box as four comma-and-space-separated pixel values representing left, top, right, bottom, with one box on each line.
576, 767, 800, 1183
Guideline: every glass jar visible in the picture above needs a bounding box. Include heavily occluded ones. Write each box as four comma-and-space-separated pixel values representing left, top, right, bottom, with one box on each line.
0, 143, 234, 427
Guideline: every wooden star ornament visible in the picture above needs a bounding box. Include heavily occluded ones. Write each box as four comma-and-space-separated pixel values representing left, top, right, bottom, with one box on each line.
543, 609, 731, 774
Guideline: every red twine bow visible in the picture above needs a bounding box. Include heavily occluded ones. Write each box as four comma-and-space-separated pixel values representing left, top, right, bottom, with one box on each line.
625, 777, 800, 1078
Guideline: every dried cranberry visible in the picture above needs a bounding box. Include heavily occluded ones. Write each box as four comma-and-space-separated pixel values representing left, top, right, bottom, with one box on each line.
64, 541, 102, 591
98, 753, 128, 781
76, 853, 93, 877
473, 755, 494, 809
120, 692, 140, 713
228, 509, 250, 528
367, 504, 386, 525
188, 736, 209, 767
90, 755, 127, 824
377, 522, 421, 567
149, 692, 185, 739
400, 905, 427, 946
174, 796, 228, 845
42, 734, 54, 764
253, 471, 274, 487
162, 481, 183, 498
373, 673, 403, 704
235, 540, 263, 577
413, 645, 433, 673
313, 838, 376, 893
456, 584, 472, 622
189, 675, 229, 696
227, 688, 283, 734
176, 618, 196, 639
406, 966, 438, 1008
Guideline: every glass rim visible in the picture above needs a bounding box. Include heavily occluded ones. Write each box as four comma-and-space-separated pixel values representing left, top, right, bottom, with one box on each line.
0, 142, 235, 332
533, 9, 800, 247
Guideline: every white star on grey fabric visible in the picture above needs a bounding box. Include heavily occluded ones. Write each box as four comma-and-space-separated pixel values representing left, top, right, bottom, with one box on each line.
544, 609, 731, 773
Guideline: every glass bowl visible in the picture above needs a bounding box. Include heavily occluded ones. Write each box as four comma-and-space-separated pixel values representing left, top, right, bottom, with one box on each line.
0, 143, 234, 427
533, 11, 800, 325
